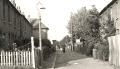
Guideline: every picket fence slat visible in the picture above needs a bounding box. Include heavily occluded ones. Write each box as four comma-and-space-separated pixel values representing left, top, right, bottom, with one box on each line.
28, 51, 30, 66
0, 51, 32, 66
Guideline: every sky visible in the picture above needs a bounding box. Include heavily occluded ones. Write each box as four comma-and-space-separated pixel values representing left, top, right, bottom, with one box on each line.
14, 0, 112, 41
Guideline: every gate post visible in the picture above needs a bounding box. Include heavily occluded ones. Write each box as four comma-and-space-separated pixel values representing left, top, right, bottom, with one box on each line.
31, 37, 35, 68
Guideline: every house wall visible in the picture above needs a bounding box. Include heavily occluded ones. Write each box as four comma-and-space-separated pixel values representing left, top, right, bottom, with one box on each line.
33, 29, 39, 39
33, 28, 48, 39
110, 0, 120, 33
41, 29, 48, 39
0, 0, 32, 47
100, 0, 120, 36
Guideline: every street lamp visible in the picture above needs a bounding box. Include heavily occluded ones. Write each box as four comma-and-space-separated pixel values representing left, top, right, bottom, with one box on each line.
38, 7, 46, 68
39, 7, 46, 51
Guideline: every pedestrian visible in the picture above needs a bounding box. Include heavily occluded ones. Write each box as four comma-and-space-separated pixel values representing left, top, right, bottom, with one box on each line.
62, 44, 66, 53
62, 47, 65, 53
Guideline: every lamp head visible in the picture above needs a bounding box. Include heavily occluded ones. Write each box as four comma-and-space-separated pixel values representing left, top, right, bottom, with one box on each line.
40, 7, 46, 9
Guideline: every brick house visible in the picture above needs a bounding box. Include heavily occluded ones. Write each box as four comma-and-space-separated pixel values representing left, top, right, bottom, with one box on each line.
31, 19, 49, 40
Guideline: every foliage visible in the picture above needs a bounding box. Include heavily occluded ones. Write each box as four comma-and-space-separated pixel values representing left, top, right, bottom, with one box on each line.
0, 36, 8, 50
43, 46, 55, 60
94, 40, 109, 61
68, 6, 100, 40
42, 39, 52, 48
99, 13, 116, 39
42, 39, 55, 60
34, 38, 52, 48
97, 11, 116, 61
0, 30, 9, 50
34, 38, 39, 47
67, 6, 100, 56
67, 5, 115, 59
60, 35, 71, 46
14, 38, 31, 50
34, 38, 55, 60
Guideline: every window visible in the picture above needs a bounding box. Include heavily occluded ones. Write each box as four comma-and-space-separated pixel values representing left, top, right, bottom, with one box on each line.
3, 0, 5, 21
116, 29, 119, 35
8, 4, 10, 22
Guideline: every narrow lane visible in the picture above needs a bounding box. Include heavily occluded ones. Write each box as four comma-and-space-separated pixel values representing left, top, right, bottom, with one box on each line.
54, 48, 114, 69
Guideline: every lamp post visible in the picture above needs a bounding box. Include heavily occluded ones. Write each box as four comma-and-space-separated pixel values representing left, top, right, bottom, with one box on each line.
39, 7, 46, 68
71, 16, 74, 51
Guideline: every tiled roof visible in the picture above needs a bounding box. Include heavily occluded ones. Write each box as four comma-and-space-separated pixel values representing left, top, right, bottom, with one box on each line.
99, 0, 117, 15
31, 19, 49, 30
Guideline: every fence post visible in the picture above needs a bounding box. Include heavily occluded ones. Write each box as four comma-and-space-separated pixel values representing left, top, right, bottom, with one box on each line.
26, 51, 28, 66
28, 51, 31, 66
3, 51, 5, 66
108, 37, 112, 64
31, 37, 35, 68
16, 51, 18, 66
24, 51, 26, 65
21, 51, 23, 66
8, 52, 10, 66
6, 51, 7, 66
1, 51, 3, 66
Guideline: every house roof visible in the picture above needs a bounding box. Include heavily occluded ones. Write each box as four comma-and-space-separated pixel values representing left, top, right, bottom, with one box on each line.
99, 0, 117, 15
31, 19, 49, 30
8, 0, 32, 27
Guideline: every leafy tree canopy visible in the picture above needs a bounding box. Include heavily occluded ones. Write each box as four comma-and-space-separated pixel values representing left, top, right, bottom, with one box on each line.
67, 6, 100, 42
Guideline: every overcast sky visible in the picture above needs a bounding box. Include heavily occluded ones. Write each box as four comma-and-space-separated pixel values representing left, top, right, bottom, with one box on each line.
15, 0, 111, 41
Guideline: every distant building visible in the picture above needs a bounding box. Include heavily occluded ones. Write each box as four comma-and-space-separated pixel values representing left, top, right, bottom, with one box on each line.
0, 0, 32, 47
99, 0, 120, 36
52, 40, 57, 46
31, 19, 49, 39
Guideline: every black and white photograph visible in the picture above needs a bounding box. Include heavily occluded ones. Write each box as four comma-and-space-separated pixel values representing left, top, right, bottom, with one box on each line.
0, 0, 119, 69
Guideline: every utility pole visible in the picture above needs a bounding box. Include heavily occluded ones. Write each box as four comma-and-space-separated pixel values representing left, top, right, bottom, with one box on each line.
39, 15, 43, 67
36, 1, 46, 67
71, 20, 74, 51
39, 7, 46, 68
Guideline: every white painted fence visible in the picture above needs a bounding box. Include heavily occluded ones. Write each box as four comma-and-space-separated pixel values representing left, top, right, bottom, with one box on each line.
108, 35, 120, 67
0, 51, 32, 66
0, 37, 41, 68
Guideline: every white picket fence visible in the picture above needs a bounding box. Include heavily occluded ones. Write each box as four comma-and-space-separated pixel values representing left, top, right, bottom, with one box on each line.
0, 51, 32, 66
108, 35, 120, 67
0, 37, 41, 68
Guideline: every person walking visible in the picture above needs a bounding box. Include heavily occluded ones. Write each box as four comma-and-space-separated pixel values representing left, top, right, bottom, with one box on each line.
62, 44, 66, 53
62, 47, 65, 53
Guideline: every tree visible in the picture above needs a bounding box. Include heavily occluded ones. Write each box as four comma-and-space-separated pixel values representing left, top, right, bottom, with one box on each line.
60, 35, 71, 46
67, 6, 100, 56
100, 13, 116, 39
97, 11, 116, 61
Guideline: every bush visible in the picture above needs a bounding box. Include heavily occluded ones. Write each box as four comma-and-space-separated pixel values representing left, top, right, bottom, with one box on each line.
34, 38, 55, 60
0, 36, 9, 50
86, 41, 95, 56
95, 41, 109, 61
43, 46, 55, 60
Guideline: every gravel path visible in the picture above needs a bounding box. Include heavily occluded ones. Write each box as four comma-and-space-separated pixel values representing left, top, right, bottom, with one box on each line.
55, 49, 114, 69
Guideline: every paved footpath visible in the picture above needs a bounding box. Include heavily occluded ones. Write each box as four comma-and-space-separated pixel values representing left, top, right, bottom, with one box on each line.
55, 49, 114, 69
